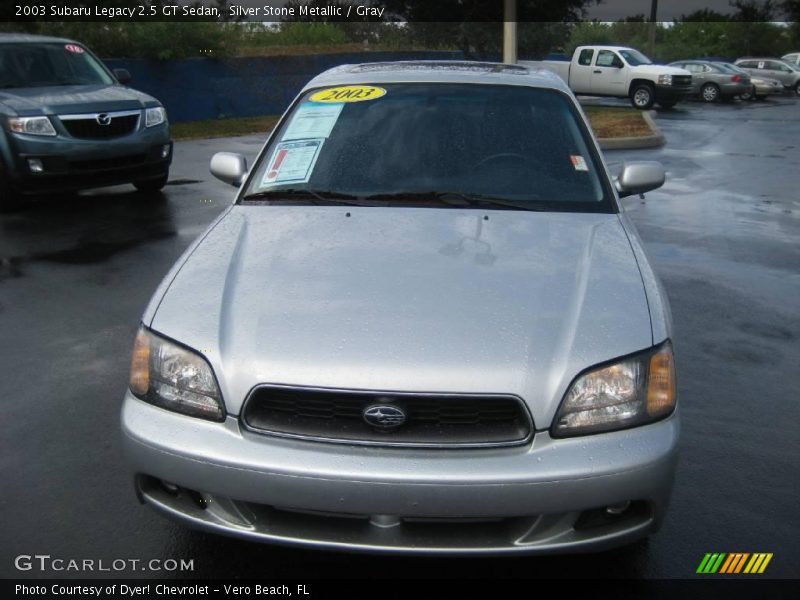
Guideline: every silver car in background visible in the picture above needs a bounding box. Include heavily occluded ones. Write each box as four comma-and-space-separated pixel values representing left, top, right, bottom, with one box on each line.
668, 60, 751, 101
121, 62, 678, 554
734, 58, 800, 95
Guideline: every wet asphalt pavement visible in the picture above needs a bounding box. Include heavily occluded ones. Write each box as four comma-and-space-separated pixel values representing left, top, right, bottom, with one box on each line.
2, 97, 798, 580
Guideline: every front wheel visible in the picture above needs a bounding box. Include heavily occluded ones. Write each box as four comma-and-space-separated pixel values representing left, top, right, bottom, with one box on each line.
795, 82, 800, 96
630, 83, 655, 109
133, 173, 169, 193
740, 86, 755, 101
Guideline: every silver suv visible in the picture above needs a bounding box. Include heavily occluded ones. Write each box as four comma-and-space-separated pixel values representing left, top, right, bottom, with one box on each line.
122, 61, 678, 555
734, 58, 800, 95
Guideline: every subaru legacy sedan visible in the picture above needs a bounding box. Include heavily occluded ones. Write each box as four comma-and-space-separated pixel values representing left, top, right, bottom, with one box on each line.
122, 62, 678, 554
0, 33, 171, 209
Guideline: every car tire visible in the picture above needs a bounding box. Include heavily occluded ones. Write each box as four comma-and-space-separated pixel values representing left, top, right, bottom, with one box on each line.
740, 86, 754, 101
630, 83, 655, 110
701, 83, 720, 102
657, 100, 677, 109
133, 173, 169, 193
795, 82, 800, 96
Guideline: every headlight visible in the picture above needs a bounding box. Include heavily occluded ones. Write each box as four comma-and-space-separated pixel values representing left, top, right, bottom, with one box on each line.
8, 116, 56, 136
129, 326, 224, 421
552, 342, 676, 437
145, 106, 167, 128
658, 74, 673, 86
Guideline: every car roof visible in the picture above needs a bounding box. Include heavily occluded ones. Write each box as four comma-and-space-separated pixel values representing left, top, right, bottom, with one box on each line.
0, 33, 77, 45
303, 61, 571, 94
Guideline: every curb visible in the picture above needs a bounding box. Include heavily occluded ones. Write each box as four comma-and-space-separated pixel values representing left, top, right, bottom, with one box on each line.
598, 110, 665, 150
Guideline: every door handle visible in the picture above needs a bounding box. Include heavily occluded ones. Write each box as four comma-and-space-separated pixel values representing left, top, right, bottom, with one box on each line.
593, 70, 602, 74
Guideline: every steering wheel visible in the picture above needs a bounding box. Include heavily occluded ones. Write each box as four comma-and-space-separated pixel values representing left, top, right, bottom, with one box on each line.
473, 153, 533, 170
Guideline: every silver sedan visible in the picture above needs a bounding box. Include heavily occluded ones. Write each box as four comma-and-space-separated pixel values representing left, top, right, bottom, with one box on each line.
121, 62, 678, 554
668, 60, 751, 101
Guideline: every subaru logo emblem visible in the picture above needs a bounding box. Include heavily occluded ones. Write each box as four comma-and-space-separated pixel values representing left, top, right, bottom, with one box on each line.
96, 113, 112, 126
363, 404, 406, 430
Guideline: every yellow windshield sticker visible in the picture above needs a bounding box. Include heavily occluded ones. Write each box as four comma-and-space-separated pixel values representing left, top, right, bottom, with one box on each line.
310, 86, 386, 103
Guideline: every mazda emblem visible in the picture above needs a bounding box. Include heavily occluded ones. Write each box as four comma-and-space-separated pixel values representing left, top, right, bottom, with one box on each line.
96, 113, 112, 126
363, 404, 406, 430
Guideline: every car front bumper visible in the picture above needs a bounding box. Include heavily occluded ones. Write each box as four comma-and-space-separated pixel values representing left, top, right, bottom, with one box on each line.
753, 82, 783, 96
3, 125, 172, 194
121, 392, 679, 555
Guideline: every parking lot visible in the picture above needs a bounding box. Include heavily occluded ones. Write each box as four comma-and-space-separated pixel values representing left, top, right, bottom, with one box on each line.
1, 96, 798, 579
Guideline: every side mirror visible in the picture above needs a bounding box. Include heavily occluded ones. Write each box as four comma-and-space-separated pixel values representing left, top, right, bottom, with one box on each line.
210, 152, 248, 187
615, 161, 665, 198
613, 59, 624, 69
113, 68, 132, 85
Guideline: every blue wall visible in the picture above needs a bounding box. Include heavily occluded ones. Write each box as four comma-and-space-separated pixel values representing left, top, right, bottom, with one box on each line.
104, 51, 463, 123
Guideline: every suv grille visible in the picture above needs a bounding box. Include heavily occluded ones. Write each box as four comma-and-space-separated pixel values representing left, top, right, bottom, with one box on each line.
242, 386, 533, 448
60, 111, 140, 139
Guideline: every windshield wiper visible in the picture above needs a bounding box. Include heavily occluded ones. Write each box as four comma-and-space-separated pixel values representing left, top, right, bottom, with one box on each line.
241, 189, 373, 207
362, 191, 548, 211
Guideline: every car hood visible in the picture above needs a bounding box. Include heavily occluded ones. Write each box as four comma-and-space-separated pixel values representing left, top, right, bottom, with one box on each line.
0, 84, 158, 116
150, 206, 653, 426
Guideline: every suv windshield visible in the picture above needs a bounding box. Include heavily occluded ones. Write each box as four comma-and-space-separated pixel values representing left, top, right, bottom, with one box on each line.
0, 43, 114, 88
244, 83, 611, 212
619, 49, 652, 66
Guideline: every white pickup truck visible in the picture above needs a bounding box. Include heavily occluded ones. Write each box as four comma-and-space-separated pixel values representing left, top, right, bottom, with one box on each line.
522, 46, 693, 109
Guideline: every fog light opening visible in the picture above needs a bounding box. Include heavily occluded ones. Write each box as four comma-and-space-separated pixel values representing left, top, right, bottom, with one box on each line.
27, 158, 44, 173
160, 144, 171, 159
605, 501, 631, 516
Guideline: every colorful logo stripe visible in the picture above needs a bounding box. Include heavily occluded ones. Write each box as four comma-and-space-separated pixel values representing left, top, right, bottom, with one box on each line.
697, 553, 773, 574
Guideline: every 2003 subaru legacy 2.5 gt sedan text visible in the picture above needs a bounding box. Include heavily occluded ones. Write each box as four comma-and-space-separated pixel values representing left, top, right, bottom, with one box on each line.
122, 61, 678, 555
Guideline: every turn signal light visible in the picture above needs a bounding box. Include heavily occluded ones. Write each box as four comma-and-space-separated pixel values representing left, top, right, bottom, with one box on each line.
647, 346, 676, 417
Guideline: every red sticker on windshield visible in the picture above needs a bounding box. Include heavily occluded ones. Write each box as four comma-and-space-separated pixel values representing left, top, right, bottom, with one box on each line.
65, 44, 84, 54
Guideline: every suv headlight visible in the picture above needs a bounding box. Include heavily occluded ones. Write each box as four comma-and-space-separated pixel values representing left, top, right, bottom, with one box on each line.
145, 106, 167, 127
552, 342, 676, 437
658, 74, 673, 86
129, 326, 224, 421
8, 116, 56, 136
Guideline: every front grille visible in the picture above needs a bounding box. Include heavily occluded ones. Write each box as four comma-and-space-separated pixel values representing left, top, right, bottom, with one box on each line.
672, 75, 692, 87
242, 386, 533, 448
68, 154, 146, 172
60, 111, 140, 139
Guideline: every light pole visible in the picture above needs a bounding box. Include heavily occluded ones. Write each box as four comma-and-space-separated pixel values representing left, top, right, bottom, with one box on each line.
503, 0, 517, 64
649, 0, 659, 57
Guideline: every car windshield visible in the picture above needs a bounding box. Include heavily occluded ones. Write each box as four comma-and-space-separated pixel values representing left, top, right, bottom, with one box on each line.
619, 49, 652, 66
0, 43, 114, 88
243, 83, 611, 212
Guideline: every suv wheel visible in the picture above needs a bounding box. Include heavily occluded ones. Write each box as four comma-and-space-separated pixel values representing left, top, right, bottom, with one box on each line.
133, 173, 169, 193
630, 83, 655, 109
701, 83, 720, 102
